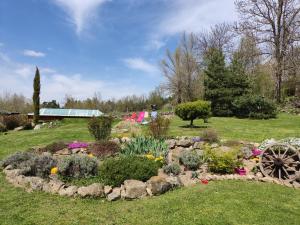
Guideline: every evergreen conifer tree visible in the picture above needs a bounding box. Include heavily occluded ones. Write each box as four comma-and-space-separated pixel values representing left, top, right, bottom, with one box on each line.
33, 67, 40, 124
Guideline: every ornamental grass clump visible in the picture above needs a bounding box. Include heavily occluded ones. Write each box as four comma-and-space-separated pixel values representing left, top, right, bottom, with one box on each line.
121, 136, 169, 158
58, 155, 98, 178
201, 128, 219, 143
148, 116, 170, 139
99, 156, 161, 187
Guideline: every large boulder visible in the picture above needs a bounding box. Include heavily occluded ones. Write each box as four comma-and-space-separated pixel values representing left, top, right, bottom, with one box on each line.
146, 176, 172, 196
169, 147, 185, 163
165, 176, 181, 188
27, 176, 45, 191
107, 187, 121, 201
166, 139, 176, 149
59, 186, 78, 197
77, 183, 104, 198
124, 180, 147, 199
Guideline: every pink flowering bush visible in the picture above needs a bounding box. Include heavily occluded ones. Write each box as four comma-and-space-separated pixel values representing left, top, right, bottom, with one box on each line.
68, 142, 89, 149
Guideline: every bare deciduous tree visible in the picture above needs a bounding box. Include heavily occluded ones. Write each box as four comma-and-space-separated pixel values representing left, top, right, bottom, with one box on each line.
235, 0, 300, 102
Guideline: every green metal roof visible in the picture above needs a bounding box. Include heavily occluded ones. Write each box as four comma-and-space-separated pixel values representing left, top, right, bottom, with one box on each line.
29, 108, 103, 117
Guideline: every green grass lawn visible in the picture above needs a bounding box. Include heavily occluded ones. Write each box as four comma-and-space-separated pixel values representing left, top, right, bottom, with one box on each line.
168, 113, 300, 142
0, 113, 300, 224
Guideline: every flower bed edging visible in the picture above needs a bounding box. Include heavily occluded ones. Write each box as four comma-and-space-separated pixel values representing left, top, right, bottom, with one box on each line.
3, 166, 299, 202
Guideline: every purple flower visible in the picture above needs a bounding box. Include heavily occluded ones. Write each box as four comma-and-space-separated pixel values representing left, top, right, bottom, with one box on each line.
68, 142, 89, 149
252, 148, 262, 156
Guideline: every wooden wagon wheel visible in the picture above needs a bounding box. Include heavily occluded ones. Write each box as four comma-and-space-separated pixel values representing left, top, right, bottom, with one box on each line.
259, 143, 300, 182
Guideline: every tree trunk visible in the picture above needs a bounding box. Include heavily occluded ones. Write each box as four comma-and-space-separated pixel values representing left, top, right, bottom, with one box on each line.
190, 119, 194, 127
275, 59, 283, 103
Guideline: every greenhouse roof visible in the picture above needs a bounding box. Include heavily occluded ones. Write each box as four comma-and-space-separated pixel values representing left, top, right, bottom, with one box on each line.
29, 108, 103, 117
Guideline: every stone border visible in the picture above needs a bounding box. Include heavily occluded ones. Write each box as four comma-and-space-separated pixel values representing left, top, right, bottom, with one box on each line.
3, 166, 299, 202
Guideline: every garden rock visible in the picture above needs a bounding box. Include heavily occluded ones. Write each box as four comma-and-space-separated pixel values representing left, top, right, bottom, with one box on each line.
211, 143, 219, 148
169, 147, 185, 163
178, 173, 197, 187
43, 179, 65, 193
166, 139, 176, 149
193, 142, 204, 149
165, 176, 181, 187
146, 176, 172, 195
124, 180, 147, 199
104, 185, 113, 195
27, 176, 45, 191
34, 124, 41, 130
77, 183, 104, 197
107, 187, 121, 201
59, 186, 78, 197
14, 126, 24, 131
4, 169, 23, 178
55, 148, 71, 155
178, 139, 193, 147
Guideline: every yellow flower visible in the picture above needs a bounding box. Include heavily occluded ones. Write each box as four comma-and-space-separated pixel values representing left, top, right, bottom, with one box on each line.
155, 156, 164, 162
146, 154, 155, 160
50, 167, 58, 175
253, 157, 260, 162
88, 153, 94, 158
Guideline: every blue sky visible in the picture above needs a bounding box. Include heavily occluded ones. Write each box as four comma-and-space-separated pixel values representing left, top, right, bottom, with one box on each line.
0, 0, 236, 102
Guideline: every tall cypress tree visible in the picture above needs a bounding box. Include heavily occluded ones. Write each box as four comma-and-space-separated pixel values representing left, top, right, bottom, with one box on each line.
33, 67, 41, 124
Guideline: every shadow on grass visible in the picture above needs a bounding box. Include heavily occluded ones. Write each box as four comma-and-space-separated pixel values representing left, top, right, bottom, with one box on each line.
179, 125, 209, 129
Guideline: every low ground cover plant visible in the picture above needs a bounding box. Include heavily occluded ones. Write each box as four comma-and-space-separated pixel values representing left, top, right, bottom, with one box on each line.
58, 155, 98, 178
88, 141, 120, 158
175, 100, 211, 127
99, 156, 161, 187
121, 136, 169, 158
88, 116, 113, 141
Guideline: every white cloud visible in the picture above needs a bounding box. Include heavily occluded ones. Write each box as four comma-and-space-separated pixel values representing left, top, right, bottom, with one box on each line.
23, 50, 46, 58
123, 57, 158, 74
53, 0, 110, 34
0, 51, 144, 103
159, 0, 237, 36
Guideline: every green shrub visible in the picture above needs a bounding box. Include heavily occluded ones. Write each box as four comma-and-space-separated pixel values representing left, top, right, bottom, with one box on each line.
88, 116, 112, 141
2, 115, 21, 130
179, 151, 202, 171
201, 128, 219, 143
121, 136, 169, 158
175, 100, 211, 126
99, 156, 160, 187
42, 141, 67, 153
88, 141, 120, 158
206, 149, 242, 174
0, 122, 7, 132
148, 116, 170, 139
233, 95, 277, 119
163, 163, 181, 175
58, 155, 98, 178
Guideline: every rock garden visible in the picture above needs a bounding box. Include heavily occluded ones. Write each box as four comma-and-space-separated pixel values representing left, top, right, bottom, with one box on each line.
1, 115, 300, 201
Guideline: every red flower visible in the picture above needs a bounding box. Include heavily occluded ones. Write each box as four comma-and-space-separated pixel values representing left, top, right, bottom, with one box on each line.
201, 179, 209, 184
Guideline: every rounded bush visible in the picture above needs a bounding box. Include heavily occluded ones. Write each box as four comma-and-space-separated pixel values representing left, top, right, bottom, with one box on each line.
163, 163, 181, 175
99, 156, 161, 187
175, 100, 211, 126
179, 151, 202, 171
88, 116, 113, 141
233, 95, 277, 119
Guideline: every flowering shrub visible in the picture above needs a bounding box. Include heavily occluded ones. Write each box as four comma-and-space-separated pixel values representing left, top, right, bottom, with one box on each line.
68, 142, 89, 149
